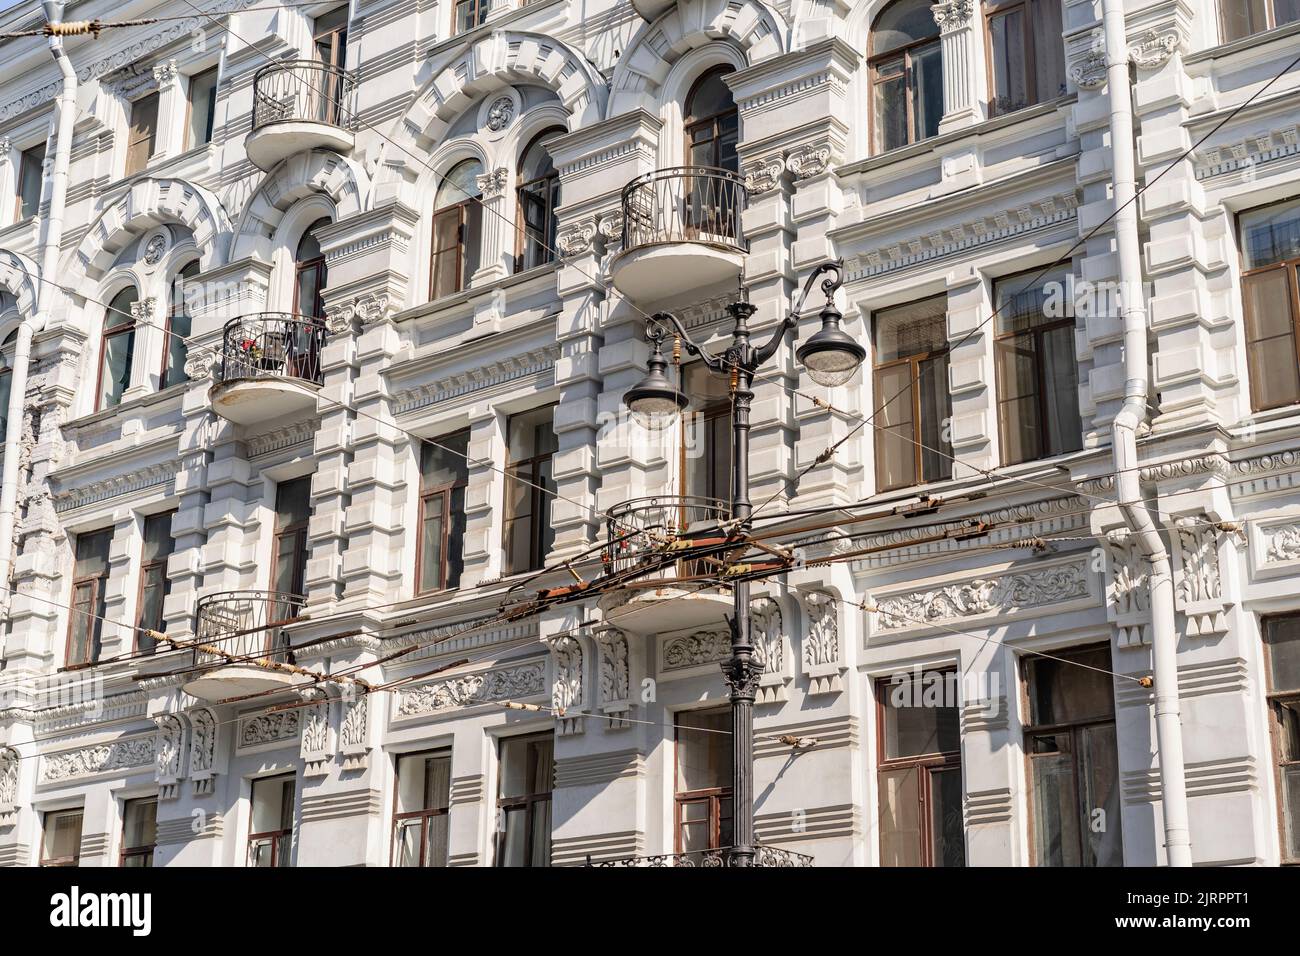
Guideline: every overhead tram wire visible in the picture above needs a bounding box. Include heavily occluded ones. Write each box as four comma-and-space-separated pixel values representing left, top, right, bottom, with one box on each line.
7, 2, 1264, 549
740, 46, 1300, 527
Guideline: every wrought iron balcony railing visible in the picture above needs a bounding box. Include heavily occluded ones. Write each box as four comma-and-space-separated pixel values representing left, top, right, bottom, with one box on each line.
252, 59, 357, 131
620, 166, 747, 254
219, 313, 326, 386
193, 590, 305, 670
604, 494, 731, 578
588, 846, 814, 867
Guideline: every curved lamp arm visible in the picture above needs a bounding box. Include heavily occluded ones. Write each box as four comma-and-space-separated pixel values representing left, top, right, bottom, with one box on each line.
648, 311, 723, 372
753, 260, 844, 367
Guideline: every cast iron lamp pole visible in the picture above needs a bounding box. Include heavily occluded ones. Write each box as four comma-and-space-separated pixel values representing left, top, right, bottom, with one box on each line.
623, 261, 863, 866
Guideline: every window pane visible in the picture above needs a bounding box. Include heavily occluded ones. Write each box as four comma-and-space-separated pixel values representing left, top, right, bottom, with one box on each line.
275, 476, 312, 531
123, 798, 158, 851
1025, 647, 1115, 726
1221, 0, 1271, 41
17, 143, 45, 219
75, 528, 113, 578
911, 41, 943, 142
989, 10, 1029, 115
917, 351, 952, 482
1241, 200, 1300, 269
679, 798, 712, 854
421, 430, 470, 488
997, 338, 1041, 465
1242, 268, 1296, 342
1266, 616, 1300, 692
100, 328, 135, 408
676, 709, 732, 793
873, 0, 940, 55
879, 766, 922, 865
188, 67, 219, 148
0, 371, 10, 440
251, 775, 294, 834
499, 734, 553, 799
394, 818, 421, 867
529, 799, 551, 867
1241, 268, 1300, 409
499, 806, 528, 865
873, 59, 908, 153
877, 297, 948, 360
1032, 0, 1067, 102
419, 494, 445, 592
1041, 324, 1082, 455
930, 765, 966, 866
1080, 722, 1123, 866
137, 569, 166, 642
880, 671, 960, 758
43, 809, 83, 864
126, 93, 159, 175
1030, 735, 1080, 866
425, 812, 450, 867
1279, 0, 1300, 30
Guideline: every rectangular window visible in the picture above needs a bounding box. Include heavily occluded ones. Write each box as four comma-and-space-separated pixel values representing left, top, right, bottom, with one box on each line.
136, 512, 175, 654
1238, 200, 1300, 411
454, 0, 491, 33
247, 774, 295, 867
1023, 645, 1123, 866
675, 708, 733, 857
271, 476, 311, 600
682, 362, 731, 505
1221, 0, 1300, 42
429, 202, 483, 300
15, 141, 45, 220
1263, 615, 1300, 862
985, 0, 1065, 116
393, 750, 452, 867
120, 797, 158, 867
873, 296, 953, 491
993, 268, 1082, 465
187, 66, 219, 149
67, 528, 112, 666
495, 733, 553, 867
418, 430, 470, 594
125, 92, 160, 176
41, 808, 84, 867
502, 406, 557, 575
876, 670, 965, 866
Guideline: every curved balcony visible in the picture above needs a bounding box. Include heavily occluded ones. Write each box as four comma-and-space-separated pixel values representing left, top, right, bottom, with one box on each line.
246, 59, 357, 170
600, 495, 734, 634
209, 313, 326, 425
611, 167, 747, 305
589, 845, 814, 867
182, 591, 306, 702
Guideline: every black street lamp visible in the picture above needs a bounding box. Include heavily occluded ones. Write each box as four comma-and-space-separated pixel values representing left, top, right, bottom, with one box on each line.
623, 261, 862, 866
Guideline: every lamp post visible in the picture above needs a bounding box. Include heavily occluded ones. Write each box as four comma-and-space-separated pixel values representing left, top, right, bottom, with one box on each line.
623, 261, 863, 866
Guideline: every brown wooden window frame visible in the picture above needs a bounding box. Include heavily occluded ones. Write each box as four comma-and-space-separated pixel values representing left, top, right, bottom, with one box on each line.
684, 65, 740, 172
514, 128, 563, 274
1220, 0, 1300, 44
1020, 643, 1124, 867
391, 749, 453, 867
1261, 613, 1300, 864
124, 91, 160, 177
247, 773, 296, 868
15, 141, 45, 221
874, 670, 965, 867
429, 190, 483, 301
66, 527, 112, 668
119, 796, 158, 867
271, 476, 311, 604
992, 267, 1084, 466
185, 65, 220, 150
502, 405, 557, 576
868, 2, 943, 155
494, 732, 553, 867
161, 260, 199, 390
97, 287, 138, 412
135, 511, 176, 654
453, 0, 491, 35
416, 429, 470, 595
872, 296, 954, 492
673, 708, 733, 856
982, 0, 1066, 118
1237, 200, 1300, 413
293, 218, 330, 321
40, 807, 84, 867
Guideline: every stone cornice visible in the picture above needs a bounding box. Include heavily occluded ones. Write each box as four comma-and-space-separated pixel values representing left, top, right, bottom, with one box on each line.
389, 343, 560, 416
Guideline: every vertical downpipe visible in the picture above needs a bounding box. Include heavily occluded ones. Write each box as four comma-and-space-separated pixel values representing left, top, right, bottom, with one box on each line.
1101, 0, 1193, 866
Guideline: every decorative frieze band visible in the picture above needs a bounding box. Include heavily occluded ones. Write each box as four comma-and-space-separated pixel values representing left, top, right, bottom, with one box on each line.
39, 735, 156, 783
395, 659, 546, 718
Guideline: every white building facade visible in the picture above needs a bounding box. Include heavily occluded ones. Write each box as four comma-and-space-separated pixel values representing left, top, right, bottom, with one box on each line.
0, 0, 1296, 868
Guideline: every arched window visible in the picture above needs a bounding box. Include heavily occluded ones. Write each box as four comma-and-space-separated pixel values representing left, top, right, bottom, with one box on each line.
293, 218, 330, 319
430, 159, 484, 300
516, 129, 562, 273
870, 0, 942, 153
0, 328, 17, 440
163, 260, 199, 388
684, 67, 738, 172
98, 286, 138, 410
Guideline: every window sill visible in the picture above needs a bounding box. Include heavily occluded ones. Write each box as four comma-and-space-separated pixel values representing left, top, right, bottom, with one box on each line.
392, 261, 560, 326
63, 380, 188, 433
840, 95, 1075, 178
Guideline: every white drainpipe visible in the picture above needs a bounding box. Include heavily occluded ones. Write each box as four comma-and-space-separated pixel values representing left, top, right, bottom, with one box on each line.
1101, 0, 1192, 866
0, 0, 76, 611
